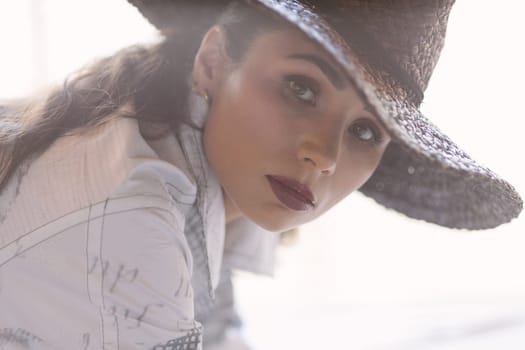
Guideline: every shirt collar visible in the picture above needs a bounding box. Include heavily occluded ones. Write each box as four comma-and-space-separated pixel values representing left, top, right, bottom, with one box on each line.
174, 89, 280, 296
176, 90, 225, 295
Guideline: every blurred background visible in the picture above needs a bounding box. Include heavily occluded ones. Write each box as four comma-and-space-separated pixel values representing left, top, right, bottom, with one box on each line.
1, 1, 524, 349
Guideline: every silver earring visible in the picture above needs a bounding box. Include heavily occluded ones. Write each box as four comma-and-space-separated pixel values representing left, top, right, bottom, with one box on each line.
192, 81, 210, 105
189, 82, 210, 127
202, 90, 210, 104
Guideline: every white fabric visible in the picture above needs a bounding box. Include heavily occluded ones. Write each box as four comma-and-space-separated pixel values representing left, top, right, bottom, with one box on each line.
0, 103, 280, 349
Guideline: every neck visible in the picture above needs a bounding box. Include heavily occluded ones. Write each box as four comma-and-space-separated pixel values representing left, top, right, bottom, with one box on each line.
222, 188, 242, 224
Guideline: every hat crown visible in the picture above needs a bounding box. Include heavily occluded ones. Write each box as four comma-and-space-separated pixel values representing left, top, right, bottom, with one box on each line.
249, 0, 455, 104
338, 0, 455, 97
129, 0, 455, 103
280, 0, 455, 104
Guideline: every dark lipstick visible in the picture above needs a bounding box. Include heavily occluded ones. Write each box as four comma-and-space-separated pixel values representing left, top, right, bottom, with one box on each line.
266, 175, 315, 211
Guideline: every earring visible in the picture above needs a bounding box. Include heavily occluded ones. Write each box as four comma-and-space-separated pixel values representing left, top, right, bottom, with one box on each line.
203, 91, 210, 104
190, 80, 211, 127
192, 80, 210, 105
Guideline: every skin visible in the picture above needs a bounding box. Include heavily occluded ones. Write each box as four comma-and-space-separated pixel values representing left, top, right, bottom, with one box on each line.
192, 25, 391, 232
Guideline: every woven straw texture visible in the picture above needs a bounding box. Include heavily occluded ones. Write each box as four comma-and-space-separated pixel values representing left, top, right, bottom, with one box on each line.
127, 0, 522, 229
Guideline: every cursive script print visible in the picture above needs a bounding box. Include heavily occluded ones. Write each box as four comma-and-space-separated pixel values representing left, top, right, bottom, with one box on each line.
80, 332, 90, 350
87, 257, 139, 294
107, 303, 165, 329
109, 264, 139, 293
0, 328, 43, 347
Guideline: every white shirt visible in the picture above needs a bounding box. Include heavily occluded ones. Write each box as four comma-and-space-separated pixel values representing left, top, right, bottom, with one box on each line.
0, 101, 279, 350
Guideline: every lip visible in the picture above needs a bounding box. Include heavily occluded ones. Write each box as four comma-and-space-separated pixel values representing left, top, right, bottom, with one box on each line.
266, 175, 316, 211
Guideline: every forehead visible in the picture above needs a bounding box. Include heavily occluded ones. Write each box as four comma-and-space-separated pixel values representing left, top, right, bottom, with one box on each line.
236, 27, 388, 127
243, 28, 343, 69
239, 28, 351, 88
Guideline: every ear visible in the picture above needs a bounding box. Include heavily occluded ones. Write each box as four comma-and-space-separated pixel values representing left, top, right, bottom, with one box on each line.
192, 25, 230, 100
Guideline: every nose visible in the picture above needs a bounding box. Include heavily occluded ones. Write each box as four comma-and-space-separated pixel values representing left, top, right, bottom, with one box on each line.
297, 129, 340, 176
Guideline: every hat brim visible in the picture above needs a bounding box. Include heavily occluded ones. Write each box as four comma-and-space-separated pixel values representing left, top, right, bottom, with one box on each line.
248, 0, 522, 229
129, 0, 523, 229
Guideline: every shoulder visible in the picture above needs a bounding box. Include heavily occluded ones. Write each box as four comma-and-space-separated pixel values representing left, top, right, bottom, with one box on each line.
0, 111, 196, 241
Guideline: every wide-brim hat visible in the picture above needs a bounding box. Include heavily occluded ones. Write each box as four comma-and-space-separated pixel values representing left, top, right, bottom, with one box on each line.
128, 0, 522, 229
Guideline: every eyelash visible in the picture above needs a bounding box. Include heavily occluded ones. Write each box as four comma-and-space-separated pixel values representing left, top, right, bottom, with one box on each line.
349, 119, 383, 145
283, 74, 320, 106
282, 74, 383, 145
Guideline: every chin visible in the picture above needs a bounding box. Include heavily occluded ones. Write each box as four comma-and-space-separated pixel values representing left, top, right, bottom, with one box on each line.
255, 221, 289, 233
245, 212, 301, 233
236, 199, 316, 232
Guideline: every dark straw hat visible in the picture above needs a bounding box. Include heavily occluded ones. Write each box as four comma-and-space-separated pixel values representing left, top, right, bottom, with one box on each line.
128, 0, 522, 229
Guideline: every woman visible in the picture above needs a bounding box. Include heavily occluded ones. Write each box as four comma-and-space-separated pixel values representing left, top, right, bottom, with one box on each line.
0, 0, 522, 349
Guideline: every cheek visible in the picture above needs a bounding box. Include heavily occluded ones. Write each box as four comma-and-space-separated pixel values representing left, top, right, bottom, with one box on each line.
205, 78, 291, 165
325, 151, 383, 205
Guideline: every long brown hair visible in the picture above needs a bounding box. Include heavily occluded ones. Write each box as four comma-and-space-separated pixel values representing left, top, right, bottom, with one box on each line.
0, 1, 283, 191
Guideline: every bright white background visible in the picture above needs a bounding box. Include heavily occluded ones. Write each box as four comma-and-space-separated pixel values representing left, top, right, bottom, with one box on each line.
1, 1, 524, 349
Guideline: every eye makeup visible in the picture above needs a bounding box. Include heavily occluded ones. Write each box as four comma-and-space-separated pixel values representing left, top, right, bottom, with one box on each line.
283, 74, 320, 106
286, 53, 348, 90
276, 69, 387, 147
349, 118, 384, 145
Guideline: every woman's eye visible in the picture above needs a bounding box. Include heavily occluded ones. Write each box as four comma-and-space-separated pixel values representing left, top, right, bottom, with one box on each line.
350, 121, 382, 144
284, 76, 319, 106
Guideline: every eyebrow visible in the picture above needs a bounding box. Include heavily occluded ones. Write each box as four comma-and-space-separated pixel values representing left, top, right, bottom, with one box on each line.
287, 53, 348, 90
363, 103, 377, 117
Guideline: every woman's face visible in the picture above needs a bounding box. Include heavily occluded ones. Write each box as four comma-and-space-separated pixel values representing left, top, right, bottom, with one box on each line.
198, 27, 391, 231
